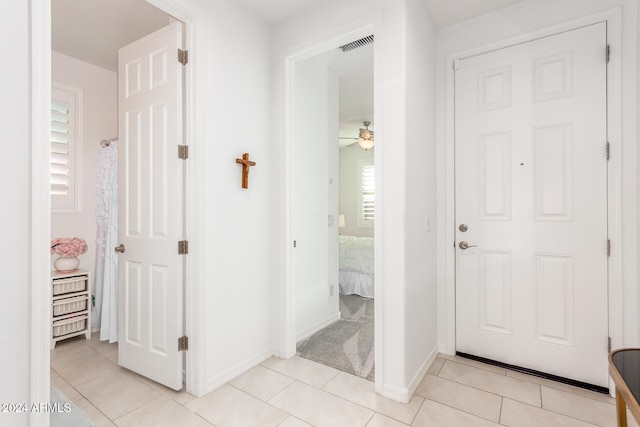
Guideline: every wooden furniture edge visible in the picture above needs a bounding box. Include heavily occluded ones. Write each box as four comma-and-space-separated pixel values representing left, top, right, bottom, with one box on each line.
609, 348, 640, 425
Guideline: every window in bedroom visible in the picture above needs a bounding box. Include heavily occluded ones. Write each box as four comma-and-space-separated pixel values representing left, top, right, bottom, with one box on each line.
51, 83, 82, 213
358, 160, 374, 227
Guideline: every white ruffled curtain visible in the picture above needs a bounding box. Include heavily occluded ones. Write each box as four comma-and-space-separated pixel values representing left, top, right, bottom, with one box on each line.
93, 139, 118, 343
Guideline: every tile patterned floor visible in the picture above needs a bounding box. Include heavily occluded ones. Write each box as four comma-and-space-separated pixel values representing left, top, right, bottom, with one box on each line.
50, 335, 638, 426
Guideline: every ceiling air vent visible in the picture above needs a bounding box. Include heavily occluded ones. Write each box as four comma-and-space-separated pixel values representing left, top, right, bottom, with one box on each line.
338, 35, 374, 52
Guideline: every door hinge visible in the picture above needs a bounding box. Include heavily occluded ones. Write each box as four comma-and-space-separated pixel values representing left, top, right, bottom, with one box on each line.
608, 336, 612, 352
178, 49, 188, 65
178, 145, 189, 159
293, 240, 297, 248
606, 142, 610, 160
606, 45, 610, 63
178, 335, 189, 351
178, 240, 189, 255
607, 239, 611, 257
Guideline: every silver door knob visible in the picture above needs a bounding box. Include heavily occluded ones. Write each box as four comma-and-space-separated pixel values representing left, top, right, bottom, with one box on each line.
458, 241, 477, 250
114, 244, 126, 253
459, 224, 468, 232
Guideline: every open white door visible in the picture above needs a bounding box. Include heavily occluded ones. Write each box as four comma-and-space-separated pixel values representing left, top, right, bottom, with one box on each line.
455, 23, 608, 387
117, 21, 184, 390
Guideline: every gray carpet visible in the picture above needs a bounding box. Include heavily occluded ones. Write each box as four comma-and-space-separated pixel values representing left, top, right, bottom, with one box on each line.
50, 386, 94, 427
297, 294, 374, 381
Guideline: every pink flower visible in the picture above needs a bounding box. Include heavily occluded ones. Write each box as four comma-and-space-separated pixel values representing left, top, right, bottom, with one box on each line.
51, 237, 88, 257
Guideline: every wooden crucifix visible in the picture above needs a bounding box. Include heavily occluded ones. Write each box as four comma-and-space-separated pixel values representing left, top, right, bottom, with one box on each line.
235, 153, 256, 189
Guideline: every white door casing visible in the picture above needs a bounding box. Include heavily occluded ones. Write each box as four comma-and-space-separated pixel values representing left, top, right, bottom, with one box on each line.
455, 23, 608, 387
117, 21, 184, 391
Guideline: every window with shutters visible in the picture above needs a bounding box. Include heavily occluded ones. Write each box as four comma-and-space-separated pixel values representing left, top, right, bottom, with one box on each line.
358, 160, 374, 227
51, 83, 82, 213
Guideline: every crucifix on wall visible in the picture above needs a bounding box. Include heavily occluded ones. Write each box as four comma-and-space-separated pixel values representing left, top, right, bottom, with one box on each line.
235, 153, 256, 189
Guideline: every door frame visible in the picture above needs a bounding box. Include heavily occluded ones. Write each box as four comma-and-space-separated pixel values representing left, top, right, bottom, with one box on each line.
282, 22, 383, 386
30, 1, 207, 420
441, 9, 625, 379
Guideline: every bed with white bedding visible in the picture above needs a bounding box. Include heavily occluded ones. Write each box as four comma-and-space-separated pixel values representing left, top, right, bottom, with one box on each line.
339, 235, 374, 298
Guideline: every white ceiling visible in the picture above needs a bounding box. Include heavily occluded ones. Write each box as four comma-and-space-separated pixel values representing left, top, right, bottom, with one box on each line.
233, 0, 525, 26
52, 0, 524, 145
52, 0, 170, 71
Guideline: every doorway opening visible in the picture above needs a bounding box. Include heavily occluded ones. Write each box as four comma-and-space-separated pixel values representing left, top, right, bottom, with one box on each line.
290, 34, 376, 381
50, 0, 188, 391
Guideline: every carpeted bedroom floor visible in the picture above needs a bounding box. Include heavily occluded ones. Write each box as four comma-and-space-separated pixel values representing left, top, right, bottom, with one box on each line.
296, 294, 374, 381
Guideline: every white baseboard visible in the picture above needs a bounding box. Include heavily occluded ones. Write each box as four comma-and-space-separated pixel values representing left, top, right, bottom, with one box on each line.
378, 345, 439, 403
205, 350, 273, 393
296, 311, 340, 342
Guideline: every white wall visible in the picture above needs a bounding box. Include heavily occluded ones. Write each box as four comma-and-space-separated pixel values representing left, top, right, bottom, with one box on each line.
292, 51, 340, 340
187, 0, 277, 392
0, 1, 32, 424
435, 0, 639, 352
51, 51, 117, 330
339, 145, 374, 238
404, 0, 438, 389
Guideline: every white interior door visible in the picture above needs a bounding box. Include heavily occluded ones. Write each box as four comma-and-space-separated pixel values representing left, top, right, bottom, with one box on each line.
117, 21, 184, 390
455, 23, 608, 387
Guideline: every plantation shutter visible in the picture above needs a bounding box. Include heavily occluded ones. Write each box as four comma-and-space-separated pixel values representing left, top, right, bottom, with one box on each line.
51, 84, 82, 212
359, 161, 375, 226
51, 98, 70, 196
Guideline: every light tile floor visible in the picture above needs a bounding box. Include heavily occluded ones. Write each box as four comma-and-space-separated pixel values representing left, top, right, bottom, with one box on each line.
51, 335, 639, 426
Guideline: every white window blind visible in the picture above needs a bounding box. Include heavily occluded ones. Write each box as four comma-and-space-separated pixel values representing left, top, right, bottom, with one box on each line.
51, 83, 82, 213
51, 98, 70, 195
358, 160, 374, 227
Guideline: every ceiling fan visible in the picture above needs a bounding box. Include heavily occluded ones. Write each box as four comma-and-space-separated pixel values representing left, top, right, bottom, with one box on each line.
339, 121, 375, 150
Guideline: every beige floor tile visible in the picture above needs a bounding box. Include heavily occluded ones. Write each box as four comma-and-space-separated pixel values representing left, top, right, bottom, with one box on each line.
506, 369, 615, 405
52, 347, 119, 386
51, 369, 82, 402
75, 370, 163, 420
268, 381, 374, 427
230, 364, 294, 401
415, 374, 502, 422
500, 398, 596, 427
323, 372, 423, 424
135, 374, 195, 406
115, 397, 211, 427
261, 355, 340, 388
73, 398, 116, 427
438, 360, 541, 406
541, 386, 617, 427
427, 357, 445, 375
186, 384, 287, 427
366, 413, 411, 427
104, 347, 118, 363
412, 399, 500, 427
85, 334, 118, 356
438, 354, 507, 375
279, 416, 314, 426
50, 335, 92, 363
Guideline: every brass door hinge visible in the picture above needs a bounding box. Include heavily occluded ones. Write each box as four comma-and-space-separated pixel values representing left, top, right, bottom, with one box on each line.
178, 49, 188, 65
178, 145, 189, 159
178, 240, 189, 255
178, 335, 189, 351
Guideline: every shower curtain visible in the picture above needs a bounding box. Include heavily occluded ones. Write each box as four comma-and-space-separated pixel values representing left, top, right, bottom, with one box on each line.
94, 139, 118, 342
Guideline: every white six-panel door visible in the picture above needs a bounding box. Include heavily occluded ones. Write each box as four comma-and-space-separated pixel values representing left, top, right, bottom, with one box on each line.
454, 23, 608, 387
117, 22, 184, 390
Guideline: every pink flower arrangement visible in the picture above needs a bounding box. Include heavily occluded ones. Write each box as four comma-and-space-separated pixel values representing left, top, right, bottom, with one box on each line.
51, 237, 88, 257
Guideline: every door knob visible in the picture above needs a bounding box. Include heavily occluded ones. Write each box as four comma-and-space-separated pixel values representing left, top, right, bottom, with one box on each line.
114, 244, 126, 253
459, 224, 468, 232
458, 241, 477, 250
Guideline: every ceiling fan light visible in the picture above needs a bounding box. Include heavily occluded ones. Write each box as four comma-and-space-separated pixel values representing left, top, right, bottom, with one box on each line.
358, 137, 374, 150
